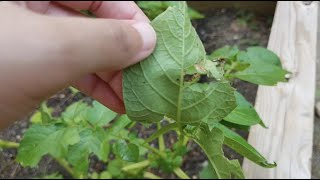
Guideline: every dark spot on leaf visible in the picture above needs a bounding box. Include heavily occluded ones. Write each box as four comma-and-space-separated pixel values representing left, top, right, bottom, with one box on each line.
198, 75, 209, 83
183, 74, 200, 82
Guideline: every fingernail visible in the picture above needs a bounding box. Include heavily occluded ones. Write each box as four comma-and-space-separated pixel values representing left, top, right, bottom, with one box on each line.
131, 22, 157, 60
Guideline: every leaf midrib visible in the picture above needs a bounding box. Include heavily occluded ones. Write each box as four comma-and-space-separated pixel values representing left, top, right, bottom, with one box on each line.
176, 4, 186, 123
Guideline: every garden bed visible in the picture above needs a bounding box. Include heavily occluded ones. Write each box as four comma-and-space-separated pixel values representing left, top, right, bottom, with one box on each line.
0, 7, 274, 179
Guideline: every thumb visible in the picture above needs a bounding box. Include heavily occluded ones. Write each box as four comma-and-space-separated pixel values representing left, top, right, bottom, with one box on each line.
52, 17, 157, 74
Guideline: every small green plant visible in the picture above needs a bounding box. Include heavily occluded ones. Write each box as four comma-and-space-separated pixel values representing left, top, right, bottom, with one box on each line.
137, 1, 204, 20
235, 9, 259, 31
0, 2, 289, 179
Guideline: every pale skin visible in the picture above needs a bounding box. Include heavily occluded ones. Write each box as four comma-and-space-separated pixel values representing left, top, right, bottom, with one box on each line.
0, 1, 157, 129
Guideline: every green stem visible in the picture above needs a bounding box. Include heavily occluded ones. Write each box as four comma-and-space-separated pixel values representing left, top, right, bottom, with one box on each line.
0, 139, 19, 149
178, 132, 185, 147
157, 122, 165, 151
122, 160, 150, 172
55, 158, 78, 179
144, 172, 162, 179
173, 167, 190, 179
145, 123, 179, 143
182, 136, 189, 146
141, 144, 166, 159
225, 62, 238, 76
176, 125, 187, 148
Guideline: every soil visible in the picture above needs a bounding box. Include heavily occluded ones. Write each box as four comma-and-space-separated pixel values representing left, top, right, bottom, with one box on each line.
0, 8, 273, 179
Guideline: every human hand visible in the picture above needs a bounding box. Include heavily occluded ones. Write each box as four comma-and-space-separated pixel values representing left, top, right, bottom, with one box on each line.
0, 1, 156, 128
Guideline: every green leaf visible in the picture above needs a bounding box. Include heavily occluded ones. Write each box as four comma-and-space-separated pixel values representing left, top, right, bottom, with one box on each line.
232, 47, 289, 86
69, 86, 80, 94
62, 101, 88, 123
113, 140, 139, 162
90, 172, 99, 179
137, 1, 204, 20
38, 173, 63, 179
152, 151, 182, 173
109, 115, 132, 135
107, 159, 124, 178
216, 124, 276, 168
224, 91, 266, 127
137, 1, 167, 20
123, 2, 236, 124
229, 160, 246, 179
187, 7, 205, 19
208, 45, 239, 61
233, 62, 250, 72
246, 47, 282, 67
100, 171, 112, 179
39, 102, 53, 124
203, 60, 224, 80
17, 124, 80, 167
184, 124, 245, 179
67, 128, 109, 173
220, 120, 250, 130
234, 61, 289, 85
30, 111, 42, 124
199, 163, 218, 179
85, 101, 117, 127
236, 51, 250, 63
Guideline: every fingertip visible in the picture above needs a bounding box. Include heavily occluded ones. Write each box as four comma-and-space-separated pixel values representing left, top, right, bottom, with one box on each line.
131, 22, 157, 62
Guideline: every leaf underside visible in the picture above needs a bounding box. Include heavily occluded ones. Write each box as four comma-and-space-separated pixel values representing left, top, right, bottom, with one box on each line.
123, 2, 236, 124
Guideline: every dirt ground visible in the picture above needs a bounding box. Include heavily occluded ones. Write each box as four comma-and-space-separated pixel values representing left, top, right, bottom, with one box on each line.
0, 8, 278, 179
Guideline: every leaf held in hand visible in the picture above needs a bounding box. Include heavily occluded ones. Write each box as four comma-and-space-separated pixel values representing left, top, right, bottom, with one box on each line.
123, 2, 236, 124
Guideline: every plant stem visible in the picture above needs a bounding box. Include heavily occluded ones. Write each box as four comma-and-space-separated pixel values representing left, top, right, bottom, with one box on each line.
157, 122, 165, 151
144, 172, 162, 179
55, 158, 78, 179
0, 139, 19, 149
177, 125, 186, 147
182, 136, 189, 146
178, 133, 185, 147
122, 160, 150, 172
141, 143, 166, 159
173, 167, 190, 179
145, 123, 179, 143
225, 62, 237, 76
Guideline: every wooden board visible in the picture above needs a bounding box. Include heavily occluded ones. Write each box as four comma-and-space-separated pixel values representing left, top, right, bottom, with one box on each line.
187, 1, 276, 15
242, 1, 318, 179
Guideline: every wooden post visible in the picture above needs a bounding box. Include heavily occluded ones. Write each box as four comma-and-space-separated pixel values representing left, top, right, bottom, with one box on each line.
242, 1, 318, 179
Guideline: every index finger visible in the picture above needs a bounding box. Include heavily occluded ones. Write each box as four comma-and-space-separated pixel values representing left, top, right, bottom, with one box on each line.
56, 1, 150, 22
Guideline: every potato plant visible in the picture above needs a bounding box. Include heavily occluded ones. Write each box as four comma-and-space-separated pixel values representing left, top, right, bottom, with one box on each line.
0, 1, 290, 179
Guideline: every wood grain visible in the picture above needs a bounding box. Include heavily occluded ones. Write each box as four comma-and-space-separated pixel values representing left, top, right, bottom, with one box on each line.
242, 1, 318, 179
